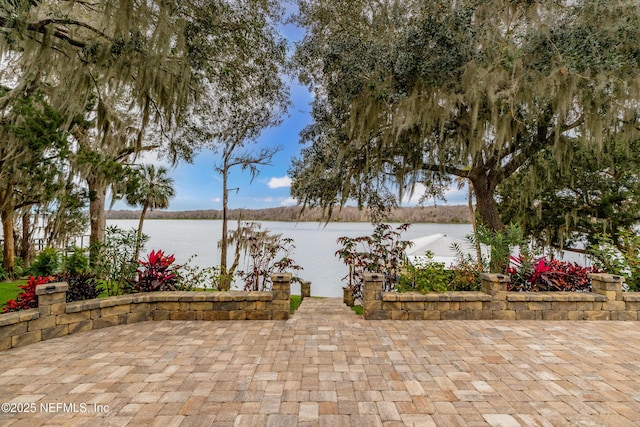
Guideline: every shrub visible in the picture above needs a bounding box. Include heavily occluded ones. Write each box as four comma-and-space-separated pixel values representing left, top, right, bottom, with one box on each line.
589, 231, 640, 291
174, 256, 222, 291
2, 276, 54, 312
131, 250, 179, 292
52, 273, 104, 302
449, 260, 484, 291
396, 255, 450, 293
62, 248, 89, 276
91, 226, 148, 295
28, 248, 60, 276
336, 223, 412, 301
507, 255, 602, 292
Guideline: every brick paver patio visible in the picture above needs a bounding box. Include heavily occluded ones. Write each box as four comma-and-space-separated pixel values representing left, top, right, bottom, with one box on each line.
1, 297, 640, 426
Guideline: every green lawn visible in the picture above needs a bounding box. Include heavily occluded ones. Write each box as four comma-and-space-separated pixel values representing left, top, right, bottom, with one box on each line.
290, 294, 302, 314
0, 280, 26, 307
351, 305, 363, 316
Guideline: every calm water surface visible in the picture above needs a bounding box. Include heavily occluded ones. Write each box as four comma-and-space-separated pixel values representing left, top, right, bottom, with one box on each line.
108, 219, 473, 297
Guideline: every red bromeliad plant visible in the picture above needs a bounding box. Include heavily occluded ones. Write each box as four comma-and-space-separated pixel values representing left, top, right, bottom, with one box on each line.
3, 276, 55, 312
507, 255, 601, 292
131, 250, 179, 292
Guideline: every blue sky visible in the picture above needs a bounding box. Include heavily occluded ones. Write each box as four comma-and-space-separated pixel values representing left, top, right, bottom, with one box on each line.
112, 5, 467, 212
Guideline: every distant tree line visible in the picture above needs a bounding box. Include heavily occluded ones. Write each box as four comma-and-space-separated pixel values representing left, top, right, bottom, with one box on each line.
105, 205, 471, 224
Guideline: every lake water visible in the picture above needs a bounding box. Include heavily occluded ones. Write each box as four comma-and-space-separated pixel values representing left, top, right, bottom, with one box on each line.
107, 219, 473, 297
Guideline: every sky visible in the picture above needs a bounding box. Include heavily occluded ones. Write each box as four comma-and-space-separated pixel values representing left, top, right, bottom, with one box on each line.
111, 5, 467, 212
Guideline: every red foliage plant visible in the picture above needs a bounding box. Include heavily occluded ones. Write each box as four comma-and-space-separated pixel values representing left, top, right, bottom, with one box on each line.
3, 276, 55, 313
507, 255, 602, 292
132, 250, 179, 292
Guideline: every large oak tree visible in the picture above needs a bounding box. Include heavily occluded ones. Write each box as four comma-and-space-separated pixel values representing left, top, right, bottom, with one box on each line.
291, 0, 640, 231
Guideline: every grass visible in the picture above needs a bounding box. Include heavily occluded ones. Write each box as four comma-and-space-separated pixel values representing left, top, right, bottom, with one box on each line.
351, 305, 363, 316
0, 279, 26, 307
290, 294, 302, 314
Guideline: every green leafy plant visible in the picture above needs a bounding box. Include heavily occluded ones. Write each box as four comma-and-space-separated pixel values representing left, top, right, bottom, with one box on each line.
62, 247, 89, 276
91, 226, 148, 295
174, 255, 222, 291
2, 276, 54, 312
27, 248, 60, 277
476, 223, 524, 274
396, 253, 449, 293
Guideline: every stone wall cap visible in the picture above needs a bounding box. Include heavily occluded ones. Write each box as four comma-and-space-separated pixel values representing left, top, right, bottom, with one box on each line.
507, 292, 606, 302
271, 273, 292, 281
35, 282, 68, 295
363, 273, 384, 282
382, 291, 491, 302
588, 273, 625, 283
0, 309, 38, 326
479, 273, 511, 282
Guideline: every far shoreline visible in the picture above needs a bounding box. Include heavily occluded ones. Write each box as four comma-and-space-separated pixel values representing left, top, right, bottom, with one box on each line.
106, 205, 472, 224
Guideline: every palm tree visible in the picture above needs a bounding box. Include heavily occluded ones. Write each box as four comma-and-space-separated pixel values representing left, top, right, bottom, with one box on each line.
126, 164, 175, 261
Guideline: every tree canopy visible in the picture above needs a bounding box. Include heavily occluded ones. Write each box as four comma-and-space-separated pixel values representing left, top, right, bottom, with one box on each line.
291, 0, 640, 230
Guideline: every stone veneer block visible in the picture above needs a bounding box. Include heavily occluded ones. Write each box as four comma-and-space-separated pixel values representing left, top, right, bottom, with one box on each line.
552, 302, 577, 311
0, 336, 11, 351
391, 310, 408, 320
584, 311, 610, 320
616, 311, 638, 321
272, 310, 289, 320
247, 311, 270, 320
28, 315, 57, 331
566, 311, 585, 320
441, 311, 467, 320
422, 311, 441, 320
0, 323, 27, 340
170, 311, 196, 320
229, 310, 247, 320
623, 293, 640, 302
130, 303, 151, 313
126, 312, 149, 324
66, 299, 101, 313
543, 311, 568, 320
603, 301, 626, 311
189, 302, 213, 311
366, 310, 391, 320
12, 330, 41, 347
492, 310, 516, 320
0, 311, 32, 327
56, 311, 91, 325
515, 310, 538, 320
101, 304, 131, 317
42, 325, 69, 340
68, 320, 93, 334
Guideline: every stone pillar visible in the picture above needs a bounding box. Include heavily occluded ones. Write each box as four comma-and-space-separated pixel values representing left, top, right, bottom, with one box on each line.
589, 273, 624, 301
271, 273, 291, 320
36, 282, 68, 317
363, 273, 389, 320
301, 281, 311, 300
480, 273, 510, 300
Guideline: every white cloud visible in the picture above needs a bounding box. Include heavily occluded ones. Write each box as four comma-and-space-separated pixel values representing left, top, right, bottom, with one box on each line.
212, 197, 221, 203
267, 176, 292, 189
280, 197, 298, 207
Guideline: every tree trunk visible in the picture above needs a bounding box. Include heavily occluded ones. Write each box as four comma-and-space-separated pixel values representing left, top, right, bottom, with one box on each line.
469, 173, 504, 232
134, 204, 148, 262
1, 203, 15, 279
219, 161, 231, 290
19, 210, 32, 269
467, 182, 483, 266
87, 176, 107, 266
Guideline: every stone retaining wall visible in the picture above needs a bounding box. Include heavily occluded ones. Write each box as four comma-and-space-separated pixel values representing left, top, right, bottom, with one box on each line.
363, 272, 640, 320
0, 274, 291, 351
